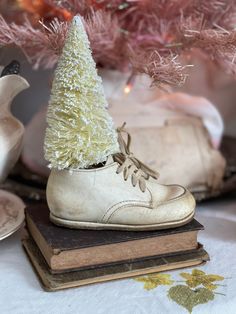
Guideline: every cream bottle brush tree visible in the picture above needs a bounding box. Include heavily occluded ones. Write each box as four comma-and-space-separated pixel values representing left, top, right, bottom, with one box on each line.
44, 16, 119, 170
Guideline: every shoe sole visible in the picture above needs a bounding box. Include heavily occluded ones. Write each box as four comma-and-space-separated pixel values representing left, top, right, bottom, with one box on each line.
50, 211, 195, 231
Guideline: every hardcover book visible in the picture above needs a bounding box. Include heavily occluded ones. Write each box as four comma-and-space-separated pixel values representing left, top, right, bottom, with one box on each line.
22, 236, 209, 292
25, 204, 204, 273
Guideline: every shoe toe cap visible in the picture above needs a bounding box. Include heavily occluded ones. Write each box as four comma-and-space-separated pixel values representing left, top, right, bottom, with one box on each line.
155, 185, 196, 223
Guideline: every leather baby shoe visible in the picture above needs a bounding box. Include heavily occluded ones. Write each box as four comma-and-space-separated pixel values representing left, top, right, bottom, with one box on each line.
47, 124, 196, 231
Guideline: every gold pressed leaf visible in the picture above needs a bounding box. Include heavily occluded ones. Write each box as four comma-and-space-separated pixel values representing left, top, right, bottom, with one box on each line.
135, 273, 174, 291
180, 269, 224, 290
168, 285, 214, 313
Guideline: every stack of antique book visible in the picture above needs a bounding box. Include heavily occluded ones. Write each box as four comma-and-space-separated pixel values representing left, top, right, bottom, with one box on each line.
22, 204, 209, 291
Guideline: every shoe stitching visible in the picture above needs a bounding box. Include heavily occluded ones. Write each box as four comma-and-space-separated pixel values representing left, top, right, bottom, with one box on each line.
106, 203, 154, 224
102, 200, 150, 223
146, 186, 153, 208
152, 187, 190, 207
104, 191, 194, 223
102, 183, 152, 222
146, 184, 189, 207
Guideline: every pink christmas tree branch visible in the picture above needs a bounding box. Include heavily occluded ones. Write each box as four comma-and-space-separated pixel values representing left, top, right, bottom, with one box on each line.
1, 0, 236, 85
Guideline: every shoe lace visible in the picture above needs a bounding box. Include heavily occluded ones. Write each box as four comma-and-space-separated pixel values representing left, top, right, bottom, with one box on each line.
113, 123, 159, 192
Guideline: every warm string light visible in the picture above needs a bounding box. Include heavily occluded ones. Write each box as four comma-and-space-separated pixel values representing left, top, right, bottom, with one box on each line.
124, 84, 132, 94
124, 74, 135, 95
17, 0, 73, 21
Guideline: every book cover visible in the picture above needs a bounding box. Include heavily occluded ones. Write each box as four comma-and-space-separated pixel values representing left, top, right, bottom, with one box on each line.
22, 236, 209, 292
25, 204, 204, 272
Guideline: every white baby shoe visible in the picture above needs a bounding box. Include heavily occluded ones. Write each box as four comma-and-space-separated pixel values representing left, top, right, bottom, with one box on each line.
47, 125, 195, 231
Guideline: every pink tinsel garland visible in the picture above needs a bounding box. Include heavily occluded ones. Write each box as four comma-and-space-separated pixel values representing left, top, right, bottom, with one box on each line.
0, 0, 236, 86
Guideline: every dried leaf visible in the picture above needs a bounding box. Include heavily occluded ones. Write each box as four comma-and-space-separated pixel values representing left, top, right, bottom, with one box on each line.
135, 273, 174, 291
180, 269, 224, 290
168, 285, 214, 313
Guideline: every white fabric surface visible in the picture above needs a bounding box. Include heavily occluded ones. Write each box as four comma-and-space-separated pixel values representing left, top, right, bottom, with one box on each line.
1, 197, 236, 314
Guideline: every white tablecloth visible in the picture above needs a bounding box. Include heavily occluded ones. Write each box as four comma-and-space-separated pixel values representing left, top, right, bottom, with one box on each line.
1, 197, 236, 314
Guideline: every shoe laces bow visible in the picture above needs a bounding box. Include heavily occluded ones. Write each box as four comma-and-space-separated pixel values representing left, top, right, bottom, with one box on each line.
114, 123, 159, 192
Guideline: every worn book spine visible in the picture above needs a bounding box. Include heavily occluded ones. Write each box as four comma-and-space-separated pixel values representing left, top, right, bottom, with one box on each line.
26, 213, 199, 272
25, 205, 203, 272
22, 237, 209, 292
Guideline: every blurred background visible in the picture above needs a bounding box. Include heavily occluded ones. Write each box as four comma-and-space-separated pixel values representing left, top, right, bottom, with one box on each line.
0, 1, 236, 201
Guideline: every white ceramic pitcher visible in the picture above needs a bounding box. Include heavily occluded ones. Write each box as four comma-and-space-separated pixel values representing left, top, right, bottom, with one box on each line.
0, 74, 29, 182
